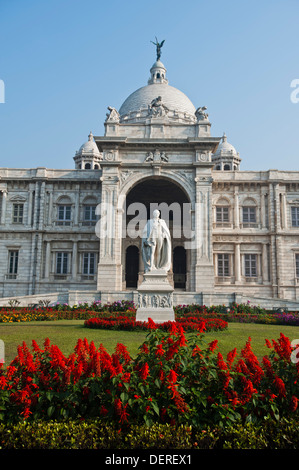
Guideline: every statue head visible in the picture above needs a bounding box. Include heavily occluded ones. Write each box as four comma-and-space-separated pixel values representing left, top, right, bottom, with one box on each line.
153, 209, 160, 219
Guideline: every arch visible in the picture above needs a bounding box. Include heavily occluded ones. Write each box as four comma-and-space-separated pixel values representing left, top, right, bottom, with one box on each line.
216, 196, 230, 205
242, 196, 257, 206
56, 195, 72, 205
224, 164, 231, 170
125, 245, 139, 288
82, 195, 97, 205
85, 163, 91, 169
119, 171, 193, 208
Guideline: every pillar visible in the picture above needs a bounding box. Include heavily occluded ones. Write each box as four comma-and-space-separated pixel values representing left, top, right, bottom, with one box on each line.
234, 243, 241, 283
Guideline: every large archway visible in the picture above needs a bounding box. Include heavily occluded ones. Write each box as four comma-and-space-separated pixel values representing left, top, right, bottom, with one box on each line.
122, 177, 191, 290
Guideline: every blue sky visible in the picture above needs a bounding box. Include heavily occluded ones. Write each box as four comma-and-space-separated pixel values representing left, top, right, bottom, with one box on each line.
0, 0, 299, 171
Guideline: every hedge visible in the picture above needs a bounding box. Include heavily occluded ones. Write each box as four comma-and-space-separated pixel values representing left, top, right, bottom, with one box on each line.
0, 418, 298, 449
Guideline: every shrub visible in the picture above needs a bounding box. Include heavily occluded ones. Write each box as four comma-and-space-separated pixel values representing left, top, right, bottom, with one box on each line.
0, 322, 298, 428
0, 417, 298, 449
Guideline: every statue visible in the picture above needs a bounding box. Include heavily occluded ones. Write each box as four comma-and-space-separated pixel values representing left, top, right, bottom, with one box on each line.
195, 106, 209, 121
148, 96, 169, 117
151, 37, 165, 61
142, 209, 171, 273
106, 106, 120, 122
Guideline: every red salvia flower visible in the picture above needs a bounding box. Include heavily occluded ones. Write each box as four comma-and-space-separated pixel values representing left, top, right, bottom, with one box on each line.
290, 396, 298, 412
139, 362, 149, 381
208, 340, 218, 353
274, 375, 286, 398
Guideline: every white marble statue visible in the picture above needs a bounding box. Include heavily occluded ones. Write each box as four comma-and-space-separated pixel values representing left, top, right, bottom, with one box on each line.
142, 209, 171, 272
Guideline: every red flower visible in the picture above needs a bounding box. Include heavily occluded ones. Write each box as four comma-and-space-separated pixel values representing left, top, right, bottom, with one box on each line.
290, 396, 298, 412
208, 340, 218, 353
167, 369, 178, 384
156, 344, 165, 356
139, 362, 149, 381
274, 375, 286, 398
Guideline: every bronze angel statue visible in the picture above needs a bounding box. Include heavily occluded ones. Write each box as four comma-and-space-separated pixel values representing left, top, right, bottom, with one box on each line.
151, 37, 165, 61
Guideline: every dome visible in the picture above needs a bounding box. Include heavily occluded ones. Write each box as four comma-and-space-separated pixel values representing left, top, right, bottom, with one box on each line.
214, 133, 237, 156
119, 83, 196, 118
76, 132, 100, 156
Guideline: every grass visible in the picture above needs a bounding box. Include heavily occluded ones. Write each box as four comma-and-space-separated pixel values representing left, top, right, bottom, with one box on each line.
1, 320, 298, 366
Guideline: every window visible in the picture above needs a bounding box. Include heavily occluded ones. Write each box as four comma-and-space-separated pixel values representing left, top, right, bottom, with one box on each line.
13, 204, 24, 224
296, 254, 299, 278
216, 206, 229, 223
217, 254, 230, 277
291, 207, 299, 227
57, 205, 71, 225
83, 253, 95, 275
56, 252, 69, 274
8, 250, 19, 275
224, 164, 231, 170
244, 254, 257, 277
84, 205, 97, 223
85, 163, 91, 169
243, 206, 256, 224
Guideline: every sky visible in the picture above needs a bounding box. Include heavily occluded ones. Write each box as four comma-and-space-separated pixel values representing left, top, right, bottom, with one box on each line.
0, 0, 299, 171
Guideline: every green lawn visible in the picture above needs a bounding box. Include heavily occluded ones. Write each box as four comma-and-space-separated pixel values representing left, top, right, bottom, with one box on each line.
0, 320, 298, 366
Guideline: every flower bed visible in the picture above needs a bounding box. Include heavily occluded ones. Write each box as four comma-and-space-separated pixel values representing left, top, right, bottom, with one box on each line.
0, 300, 298, 325
0, 322, 298, 427
84, 316, 228, 333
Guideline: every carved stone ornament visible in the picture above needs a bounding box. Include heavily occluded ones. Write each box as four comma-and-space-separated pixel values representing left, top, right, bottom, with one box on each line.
137, 292, 173, 309
148, 96, 169, 117
145, 149, 168, 163
195, 106, 209, 121
104, 151, 115, 161
105, 106, 120, 123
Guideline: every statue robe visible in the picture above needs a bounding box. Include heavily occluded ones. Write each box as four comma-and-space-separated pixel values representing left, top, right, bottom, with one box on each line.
141, 217, 171, 272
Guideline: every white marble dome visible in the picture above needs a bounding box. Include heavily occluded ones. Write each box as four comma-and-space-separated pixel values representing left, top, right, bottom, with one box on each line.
76, 132, 100, 156
119, 83, 196, 117
214, 133, 238, 156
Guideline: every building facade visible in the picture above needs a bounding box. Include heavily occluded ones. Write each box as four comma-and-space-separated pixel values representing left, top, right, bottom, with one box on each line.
1, 54, 299, 308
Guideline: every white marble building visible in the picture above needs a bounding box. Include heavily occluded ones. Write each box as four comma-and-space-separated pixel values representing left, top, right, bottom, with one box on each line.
1, 53, 299, 309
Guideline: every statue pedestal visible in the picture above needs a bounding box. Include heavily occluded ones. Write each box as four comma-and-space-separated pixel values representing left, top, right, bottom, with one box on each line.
136, 269, 175, 324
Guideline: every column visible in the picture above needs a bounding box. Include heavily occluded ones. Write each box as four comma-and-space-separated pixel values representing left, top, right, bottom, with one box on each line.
72, 241, 78, 280
1, 190, 7, 225
234, 186, 239, 229
27, 189, 33, 226
234, 243, 241, 283
48, 189, 53, 226
74, 185, 79, 226
262, 243, 268, 283
193, 175, 215, 292
44, 241, 51, 279
281, 193, 287, 230
38, 181, 46, 230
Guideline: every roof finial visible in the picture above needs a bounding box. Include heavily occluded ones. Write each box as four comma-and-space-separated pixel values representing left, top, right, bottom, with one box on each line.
222, 132, 227, 142
88, 131, 93, 141
150, 37, 165, 61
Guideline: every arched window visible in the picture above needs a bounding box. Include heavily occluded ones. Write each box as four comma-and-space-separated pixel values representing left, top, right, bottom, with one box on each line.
215, 198, 230, 225
224, 164, 231, 170
242, 198, 257, 226
126, 245, 139, 288
83, 196, 98, 225
94, 164, 99, 169
85, 163, 91, 169
56, 196, 72, 226
173, 246, 186, 289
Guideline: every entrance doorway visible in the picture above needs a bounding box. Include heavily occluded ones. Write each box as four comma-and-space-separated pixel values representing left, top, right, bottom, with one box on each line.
173, 246, 186, 289
125, 245, 139, 288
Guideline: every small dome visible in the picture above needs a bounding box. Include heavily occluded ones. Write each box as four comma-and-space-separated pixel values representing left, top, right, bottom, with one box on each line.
214, 133, 238, 156
119, 83, 196, 118
77, 132, 100, 155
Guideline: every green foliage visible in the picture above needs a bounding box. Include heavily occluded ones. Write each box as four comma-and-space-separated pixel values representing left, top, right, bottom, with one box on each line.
0, 418, 298, 449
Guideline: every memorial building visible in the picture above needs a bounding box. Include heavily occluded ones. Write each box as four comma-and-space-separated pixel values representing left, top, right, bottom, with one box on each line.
1, 43, 299, 310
